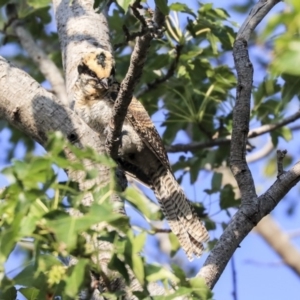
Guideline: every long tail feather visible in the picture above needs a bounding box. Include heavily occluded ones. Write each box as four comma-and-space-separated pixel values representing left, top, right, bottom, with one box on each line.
152, 166, 209, 260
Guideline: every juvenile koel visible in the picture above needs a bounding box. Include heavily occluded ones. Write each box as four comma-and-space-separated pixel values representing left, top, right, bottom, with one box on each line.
74, 49, 209, 260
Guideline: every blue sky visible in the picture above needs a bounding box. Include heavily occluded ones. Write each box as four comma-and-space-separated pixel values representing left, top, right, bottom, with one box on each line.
1, 1, 300, 300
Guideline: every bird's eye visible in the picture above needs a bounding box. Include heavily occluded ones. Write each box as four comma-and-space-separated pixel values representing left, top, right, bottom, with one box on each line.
78, 64, 97, 78
88, 70, 98, 78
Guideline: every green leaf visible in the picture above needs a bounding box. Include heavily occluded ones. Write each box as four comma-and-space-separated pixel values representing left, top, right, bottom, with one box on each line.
220, 184, 238, 209
207, 32, 219, 54
169, 232, 180, 257
170, 3, 196, 17
282, 73, 300, 101
19, 287, 39, 300
123, 187, 159, 219
172, 264, 188, 285
27, 0, 50, 8
279, 127, 292, 142
124, 231, 146, 286
14, 264, 40, 287
134, 232, 147, 253
189, 277, 213, 299
0, 0, 10, 6
155, 0, 170, 15
145, 264, 178, 283
132, 253, 145, 286
0, 285, 17, 300
154, 287, 194, 300
65, 259, 89, 297
0, 224, 19, 259
108, 254, 130, 284
116, 0, 133, 13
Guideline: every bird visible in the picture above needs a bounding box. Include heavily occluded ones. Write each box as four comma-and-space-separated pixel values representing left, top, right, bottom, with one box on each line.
74, 49, 209, 260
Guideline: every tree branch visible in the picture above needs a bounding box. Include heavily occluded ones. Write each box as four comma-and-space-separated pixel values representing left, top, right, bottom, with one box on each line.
137, 44, 182, 97
198, 159, 300, 287
166, 109, 300, 153
255, 215, 300, 277
0, 56, 112, 192
230, 37, 257, 204
51, 1, 169, 297
197, 0, 283, 289
5, 4, 68, 106
52, 0, 113, 108
277, 149, 287, 176
106, 4, 165, 159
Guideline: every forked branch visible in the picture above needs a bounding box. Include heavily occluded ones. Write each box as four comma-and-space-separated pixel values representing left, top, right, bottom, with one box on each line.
198, 0, 286, 289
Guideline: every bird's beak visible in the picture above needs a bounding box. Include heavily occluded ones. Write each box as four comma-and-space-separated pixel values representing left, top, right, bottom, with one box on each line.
100, 78, 109, 89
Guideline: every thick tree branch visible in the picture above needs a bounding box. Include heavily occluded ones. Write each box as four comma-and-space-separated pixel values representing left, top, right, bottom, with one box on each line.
0, 56, 111, 192
198, 159, 300, 287
51, 1, 132, 297
198, 0, 283, 289
52, 0, 113, 108
51, 1, 167, 297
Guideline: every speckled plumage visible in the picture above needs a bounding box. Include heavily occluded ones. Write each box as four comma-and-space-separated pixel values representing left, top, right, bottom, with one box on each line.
74, 50, 209, 260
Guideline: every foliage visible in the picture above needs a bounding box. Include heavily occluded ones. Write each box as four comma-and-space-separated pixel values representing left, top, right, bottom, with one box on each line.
1, 0, 300, 298
0, 133, 212, 299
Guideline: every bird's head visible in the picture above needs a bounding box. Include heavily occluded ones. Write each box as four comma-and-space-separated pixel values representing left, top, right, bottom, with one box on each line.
77, 49, 116, 91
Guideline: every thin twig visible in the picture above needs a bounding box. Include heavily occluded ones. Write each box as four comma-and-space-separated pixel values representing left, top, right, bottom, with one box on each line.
277, 149, 287, 177
114, 25, 146, 50
166, 110, 300, 153
246, 138, 273, 163
151, 228, 172, 234
166, 137, 231, 153
137, 44, 183, 97
248, 110, 300, 138
231, 255, 238, 300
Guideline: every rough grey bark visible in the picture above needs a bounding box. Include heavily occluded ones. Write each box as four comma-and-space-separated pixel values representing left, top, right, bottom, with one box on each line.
0, 57, 111, 191
197, 0, 296, 289
52, 0, 113, 108
7, 2, 68, 106
2, 0, 300, 297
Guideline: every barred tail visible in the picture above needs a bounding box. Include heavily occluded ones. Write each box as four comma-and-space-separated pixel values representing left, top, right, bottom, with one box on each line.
152, 167, 209, 260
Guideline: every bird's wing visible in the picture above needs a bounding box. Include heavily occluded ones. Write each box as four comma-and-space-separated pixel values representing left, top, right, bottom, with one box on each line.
126, 97, 172, 171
